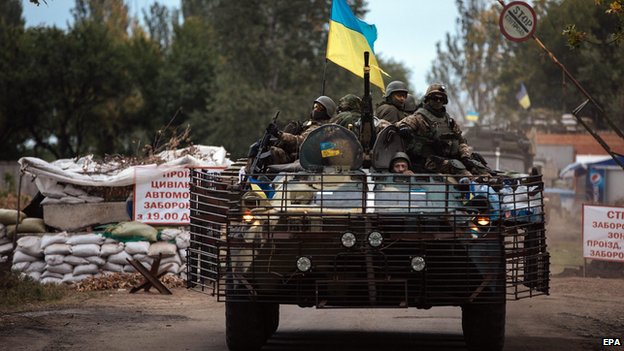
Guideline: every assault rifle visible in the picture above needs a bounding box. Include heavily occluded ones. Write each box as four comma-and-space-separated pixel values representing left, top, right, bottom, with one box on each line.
248, 111, 280, 177
359, 51, 376, 154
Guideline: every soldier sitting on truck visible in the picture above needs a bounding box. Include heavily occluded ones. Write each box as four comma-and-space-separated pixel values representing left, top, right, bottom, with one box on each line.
376, 80, 409, 123
397, 83, 489, 176
264, 95, 337, 165
389, 152, 415, 175
330, 94, 362, 128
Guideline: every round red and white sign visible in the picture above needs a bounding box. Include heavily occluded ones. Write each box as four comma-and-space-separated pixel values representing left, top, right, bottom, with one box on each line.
499, 1, 537, 42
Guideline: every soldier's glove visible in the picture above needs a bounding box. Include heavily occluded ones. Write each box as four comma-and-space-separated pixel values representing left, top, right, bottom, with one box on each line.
266, 122, 281, 138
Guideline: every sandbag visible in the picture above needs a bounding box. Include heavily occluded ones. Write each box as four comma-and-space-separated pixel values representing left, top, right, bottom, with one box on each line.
175, 231, 190, 249
123, 264, 137, 273
45, 254, 65, 265
26, 271, 41, 281
73, 264, 99, 276
41, 271, 63, 279
26, 261, 46, 273
13, 250, 40, 263
178, 248, 187, 261
15, 218, 46, 234
62, 273, 91, 284
160, 228, 182, 241
148, 242, 177, 258
66, 234, 104, 246
63, 255, 89, 266
165, 263, 180, 274
106, 221, 158, 242
85, 256, 105, 266
0, 209, 26, 225
41, 277, 62, 285
124, 241, 150, 255
132, 254, 153, 264
71, 244, 100, 257
41, 232, 69, 249
0, 242, 13, 254
17, 236, 43, 257
107, 251, 132, 265
44, 243, 72, 255
102, 262, 123, 272
161, 254, 182, 267
12, 261, 30, 272
100, 243, 124, 257
45, 263, 73, 274
0, 223, 5, 239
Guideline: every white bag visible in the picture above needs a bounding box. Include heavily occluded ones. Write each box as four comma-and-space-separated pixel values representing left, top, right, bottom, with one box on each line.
71, 244, 100, 257
41, 271, 64, 279
0, 242, 12, 254
85, 256, 106, 266
45, 254, 65, 266
17, 236, 43, 257
40, 232, 69, 249
44, 243, 72, 256
63, 255, 89, 266
45, 263, 73, 274
13, 250, 40, 263
124, 241, 150, 255
175, 231, 190, 249
160, 228, 182, 241
26, 261, 46, 273
148, 242, 177, 258
12, 261, 31, 272
73, 264, 99, 276
26, 271, 42, 281
41, 277, 62, 285
123, 264, 137, 273
107, 251, 132, 265
66, 234, 105, 246
100, 243, 124, 257
102, 262, 123, 272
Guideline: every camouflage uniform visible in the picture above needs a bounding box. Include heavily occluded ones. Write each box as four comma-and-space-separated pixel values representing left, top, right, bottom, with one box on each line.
330, 94, 362, 128
397, 84, 472, 176
375, 81, 409, 123
270, 96, 336, 164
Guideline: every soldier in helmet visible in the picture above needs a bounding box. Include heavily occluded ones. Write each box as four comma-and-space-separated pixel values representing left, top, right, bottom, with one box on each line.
330, 94, 362, 128
266, 95, 336, 164
389, 152, 415, 175
397, 83, 483, 176
376, 80, 409, 123
403, 94, 421, 115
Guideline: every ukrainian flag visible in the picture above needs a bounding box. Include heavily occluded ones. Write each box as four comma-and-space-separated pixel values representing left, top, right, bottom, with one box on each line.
516, 83, 531, 110
326, 0, 385, 91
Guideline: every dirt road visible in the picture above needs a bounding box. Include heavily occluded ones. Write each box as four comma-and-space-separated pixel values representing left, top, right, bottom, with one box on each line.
1, 276, 622, 351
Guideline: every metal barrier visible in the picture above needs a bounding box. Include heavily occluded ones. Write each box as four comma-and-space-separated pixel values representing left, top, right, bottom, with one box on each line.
188, 167, 549, 308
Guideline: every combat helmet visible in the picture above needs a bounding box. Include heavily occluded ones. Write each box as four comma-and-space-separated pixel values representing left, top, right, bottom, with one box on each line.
425, 83, 448, 104
383, 81, 409, 99
338, 94, 362, 113
389, 151, 411, 171
314, 95, 337, 119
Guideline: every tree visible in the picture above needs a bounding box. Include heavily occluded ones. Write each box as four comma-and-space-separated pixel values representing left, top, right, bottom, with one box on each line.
427, 0, 507, 125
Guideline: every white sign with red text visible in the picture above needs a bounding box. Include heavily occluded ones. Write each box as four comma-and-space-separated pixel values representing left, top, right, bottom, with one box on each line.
582, 204, 624, 262
134, 165, 225, 225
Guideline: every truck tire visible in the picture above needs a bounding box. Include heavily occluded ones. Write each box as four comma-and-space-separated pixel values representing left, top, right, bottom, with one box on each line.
225, 301, 266, 351
262, 303, 280, 338
461, 302, 506, 351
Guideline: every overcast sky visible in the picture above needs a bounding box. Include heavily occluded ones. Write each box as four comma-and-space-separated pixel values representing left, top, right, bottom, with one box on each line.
22, 0, 461, 94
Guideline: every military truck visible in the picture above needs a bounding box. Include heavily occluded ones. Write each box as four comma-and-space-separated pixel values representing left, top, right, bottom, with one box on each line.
186, 121, 549, 351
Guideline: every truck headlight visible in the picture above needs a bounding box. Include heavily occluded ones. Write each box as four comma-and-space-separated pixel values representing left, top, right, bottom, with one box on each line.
242, 210, 254, 223
368, 231, 383, 247
341, 232, 356, 248
476, 216, 490, 226
410, 256, 426, 272
296, 256, 312, 272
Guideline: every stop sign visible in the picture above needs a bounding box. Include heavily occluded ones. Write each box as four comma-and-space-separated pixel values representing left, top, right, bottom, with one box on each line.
499, 1, 537, 42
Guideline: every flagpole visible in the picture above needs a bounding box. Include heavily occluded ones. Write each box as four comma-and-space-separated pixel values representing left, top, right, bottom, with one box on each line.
321, 58, 328, 95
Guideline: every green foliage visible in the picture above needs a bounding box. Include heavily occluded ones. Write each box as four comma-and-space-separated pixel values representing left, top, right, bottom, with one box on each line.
2, 0, 411, 160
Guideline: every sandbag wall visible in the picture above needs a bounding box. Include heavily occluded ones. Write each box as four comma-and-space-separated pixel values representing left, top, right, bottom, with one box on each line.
1, 209, 47, 263
10, 229, 190, 284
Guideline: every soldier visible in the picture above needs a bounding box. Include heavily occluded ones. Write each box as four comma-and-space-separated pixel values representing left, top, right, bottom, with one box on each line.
266, 95, 336, 164
389, 152, 415, 175
375, 80, 409, 123
403, 93, 421, 115
397, 83, 485, 176
330, 94, 362, 128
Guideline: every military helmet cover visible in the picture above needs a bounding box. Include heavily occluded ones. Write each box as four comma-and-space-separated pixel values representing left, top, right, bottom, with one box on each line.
425, 83, 448, 104
390, 151, 411, 169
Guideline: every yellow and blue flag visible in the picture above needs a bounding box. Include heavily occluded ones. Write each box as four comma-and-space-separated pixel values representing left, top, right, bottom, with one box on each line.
516, 83, 531, 110
326, 0, 386, 91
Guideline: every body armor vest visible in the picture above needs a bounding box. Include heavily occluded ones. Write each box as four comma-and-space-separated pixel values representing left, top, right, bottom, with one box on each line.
410, 107, 460, 158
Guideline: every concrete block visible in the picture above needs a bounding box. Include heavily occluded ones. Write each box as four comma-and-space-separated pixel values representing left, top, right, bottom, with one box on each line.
44, 202, 130, 231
